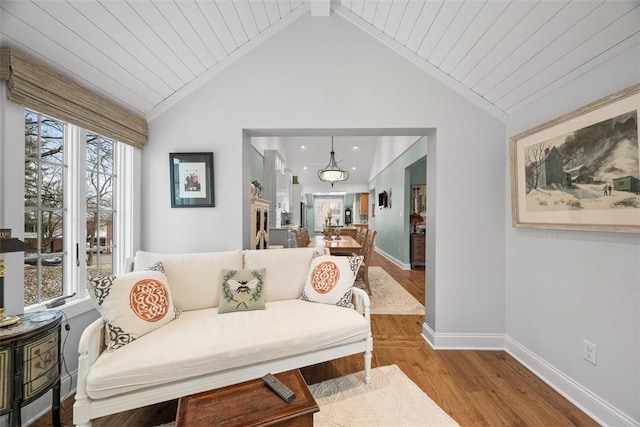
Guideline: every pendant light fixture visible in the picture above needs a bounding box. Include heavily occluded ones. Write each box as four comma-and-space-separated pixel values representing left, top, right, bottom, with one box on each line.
317, 137, 349, 187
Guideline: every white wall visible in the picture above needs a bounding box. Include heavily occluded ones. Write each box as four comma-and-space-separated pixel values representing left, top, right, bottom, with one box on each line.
505, 46, 640, 424
145, 12, 506, 337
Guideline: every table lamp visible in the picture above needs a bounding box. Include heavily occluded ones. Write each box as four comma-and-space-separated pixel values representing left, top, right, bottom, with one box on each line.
0, 228, 31, 327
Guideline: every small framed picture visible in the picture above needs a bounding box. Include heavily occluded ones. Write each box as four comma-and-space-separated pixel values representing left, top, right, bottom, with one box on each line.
169, 152, 215, 208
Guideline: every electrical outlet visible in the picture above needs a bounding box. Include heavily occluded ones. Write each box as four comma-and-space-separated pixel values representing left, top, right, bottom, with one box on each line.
583, 340, 597, 365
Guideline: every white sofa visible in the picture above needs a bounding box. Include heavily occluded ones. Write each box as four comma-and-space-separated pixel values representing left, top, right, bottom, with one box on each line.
73, 247, 373, 426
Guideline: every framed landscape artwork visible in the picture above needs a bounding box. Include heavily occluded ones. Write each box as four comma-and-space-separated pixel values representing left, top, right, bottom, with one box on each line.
169, 152, 215, 208
509, 83, 640, 233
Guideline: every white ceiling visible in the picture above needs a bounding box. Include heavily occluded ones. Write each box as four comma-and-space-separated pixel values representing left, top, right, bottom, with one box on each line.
252, 133, 423, 187
1, 0, 638, 186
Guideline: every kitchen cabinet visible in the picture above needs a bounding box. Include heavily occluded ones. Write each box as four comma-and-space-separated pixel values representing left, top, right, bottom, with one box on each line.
283, 169, 292, 213
263, 150, 284, 227
290, 183, 302, 226
359, 193, 369, 216
251, 197, 270, 249
269, 227, 297, 248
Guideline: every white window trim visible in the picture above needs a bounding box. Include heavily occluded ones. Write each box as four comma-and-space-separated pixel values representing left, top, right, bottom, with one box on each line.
22, 114, 137, 319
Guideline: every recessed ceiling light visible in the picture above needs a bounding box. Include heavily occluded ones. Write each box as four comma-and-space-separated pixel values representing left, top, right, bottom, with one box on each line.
301, 145, 306, 149
353, 145, 359, 150
303, 166, 308, 170
351, 166, 356, 170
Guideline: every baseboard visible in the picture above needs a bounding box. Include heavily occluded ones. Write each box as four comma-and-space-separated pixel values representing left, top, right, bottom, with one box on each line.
421, 321, 638, 427
375, 248, 410, 270
505, 337, 638, 427
421, 322, 504, 350
422, 322, 435, 348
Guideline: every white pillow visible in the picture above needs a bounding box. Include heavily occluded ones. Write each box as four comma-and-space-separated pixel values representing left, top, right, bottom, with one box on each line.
87, 265, 179, 352
243, 248, 327, 301
301, 255, 363, 308
133, 250, 243, 310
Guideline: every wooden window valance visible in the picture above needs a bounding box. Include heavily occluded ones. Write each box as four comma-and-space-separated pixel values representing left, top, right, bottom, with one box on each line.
0, 46, 147, 149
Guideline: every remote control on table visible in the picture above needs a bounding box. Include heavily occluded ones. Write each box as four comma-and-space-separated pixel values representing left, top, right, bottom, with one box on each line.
262, 373, 296, 403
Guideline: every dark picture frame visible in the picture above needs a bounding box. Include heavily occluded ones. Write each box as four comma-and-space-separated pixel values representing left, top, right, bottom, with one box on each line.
378, 191, 388, 208
509, 83, 639, 233
169, 152, 215, 208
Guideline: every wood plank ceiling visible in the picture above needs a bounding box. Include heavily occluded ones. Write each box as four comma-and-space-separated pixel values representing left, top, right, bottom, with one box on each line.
0, 0, 638, 119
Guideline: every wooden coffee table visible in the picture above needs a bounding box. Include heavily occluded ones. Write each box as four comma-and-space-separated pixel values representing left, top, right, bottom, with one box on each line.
175, 370, 319, 426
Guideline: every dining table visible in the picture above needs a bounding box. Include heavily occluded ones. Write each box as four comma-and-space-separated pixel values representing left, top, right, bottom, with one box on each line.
308, 235, 361, 255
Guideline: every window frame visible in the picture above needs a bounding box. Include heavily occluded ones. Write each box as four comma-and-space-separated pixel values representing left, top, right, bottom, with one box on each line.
23, 109, 135, 313
85, 132, 117, 282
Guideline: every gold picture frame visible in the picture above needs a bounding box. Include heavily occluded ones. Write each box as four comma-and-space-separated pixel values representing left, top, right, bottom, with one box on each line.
509, 83, 640, 233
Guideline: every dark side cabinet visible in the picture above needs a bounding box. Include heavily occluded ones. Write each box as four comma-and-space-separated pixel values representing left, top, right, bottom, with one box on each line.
0, 311, 62, 427
410, 233, 425, 269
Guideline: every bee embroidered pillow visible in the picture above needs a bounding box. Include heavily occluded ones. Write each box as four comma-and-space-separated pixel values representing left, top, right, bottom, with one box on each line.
301, 255, 363, 308
219, 268, 266, 314
87, 262, 180, 352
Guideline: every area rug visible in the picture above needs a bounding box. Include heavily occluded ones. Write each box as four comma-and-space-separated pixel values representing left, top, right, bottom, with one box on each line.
309, 364, 459, 426
356, 266, 425, 315
155, 365, 458, 427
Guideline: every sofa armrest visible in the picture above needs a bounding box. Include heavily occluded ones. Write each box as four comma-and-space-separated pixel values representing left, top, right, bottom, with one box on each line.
125, 257, 135, 272
351, 287, 371, 323
75, 318, 106, 403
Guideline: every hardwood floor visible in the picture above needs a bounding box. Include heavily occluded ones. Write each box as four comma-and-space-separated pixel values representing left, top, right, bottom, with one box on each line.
32, 251, 597, 427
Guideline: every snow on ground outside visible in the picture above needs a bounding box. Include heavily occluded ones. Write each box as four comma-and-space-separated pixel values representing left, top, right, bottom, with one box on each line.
527, 184, 639, 211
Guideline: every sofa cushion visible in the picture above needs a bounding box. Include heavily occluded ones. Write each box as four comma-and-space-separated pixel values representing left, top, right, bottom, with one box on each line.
87, 266, 179, 352
133, 250, 243, 311
85, 300, 369, 399
218, 268, 266, 314
301, 255, 363, 308
242, 247, 326, 301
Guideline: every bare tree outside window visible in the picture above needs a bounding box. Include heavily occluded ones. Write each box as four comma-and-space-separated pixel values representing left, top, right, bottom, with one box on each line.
86, 133, 115, 280
24, 111, 65, 305
23, 110, 118, 307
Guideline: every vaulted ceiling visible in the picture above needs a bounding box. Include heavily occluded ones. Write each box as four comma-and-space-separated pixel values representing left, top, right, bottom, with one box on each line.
2, 0, 637, 120
1, 0, 638, 186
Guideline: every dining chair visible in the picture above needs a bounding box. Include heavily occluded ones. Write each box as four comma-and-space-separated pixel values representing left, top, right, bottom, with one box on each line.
301, 227, 310, 246
355, 228, 363, 244
356, 228, 369, 252
294, 228, 304, 248
356, 230, 376, 295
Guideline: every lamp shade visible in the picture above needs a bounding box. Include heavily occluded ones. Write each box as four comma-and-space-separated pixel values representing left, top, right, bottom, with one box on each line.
0, 229, 31, 253
1, 229, 31, 320
0, 238, 32, 253
409, 213, 424, 224
317, 137, 349, 187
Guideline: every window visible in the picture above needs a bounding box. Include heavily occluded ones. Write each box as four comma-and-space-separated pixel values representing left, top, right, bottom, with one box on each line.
85, 133, 115, 281
313, 197, 344, 232
23, 109, 132, 308
24, 111, 66, 305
